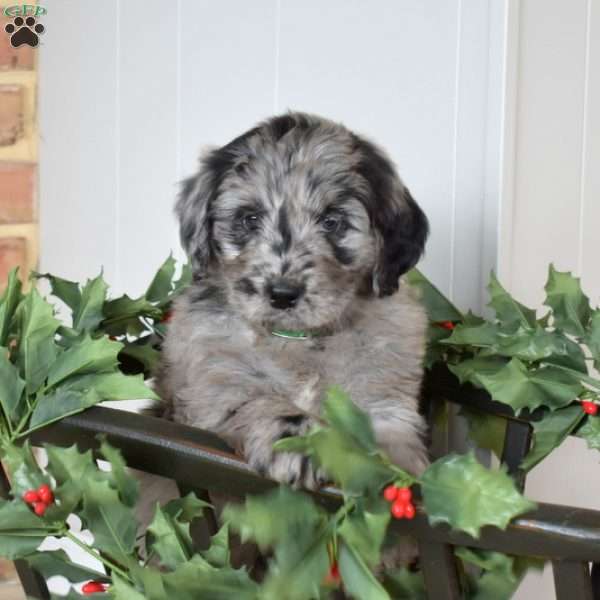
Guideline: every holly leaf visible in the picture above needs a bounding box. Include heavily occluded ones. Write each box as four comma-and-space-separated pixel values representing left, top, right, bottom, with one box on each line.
577, 414, 600, 452
544, 265, 591, 337
405, 269, 462, 322
147, 503, 193, 570
16, 289, 60, 394
440, 322, 499, 348
585, 310, 600, 371
161, 555, 259, 600
110, 574, 147, 600
202, 524, 230, 567
323, 386, 376, 451
521, 405, 584, 471
487, 272, 537, 330
0, 268, 23, 346
29, 388, 103, 430
173, 261, 193, 295
72, 273, 108, 331
46, 335, 122, 389
338, 500, 390, 567
338, 541, 390, 600
119, 343, 161, 373
459, 407, 507, 459
80, 478, 137, 564
0, 500, 50, 558
163, 492, 211, 522
63, 372, 158, 402
476, 358, 582, 414
99, 439, 139, 507
382, 568, 426, 599
102, 295, 162, 336
27, 549, 107, 583
448, 357, 508, 388
0, 349, 25, 424
33, 272, 81, 311
420, 452, 536, 538
2, 441, 47, 497
146, 255, 177, 303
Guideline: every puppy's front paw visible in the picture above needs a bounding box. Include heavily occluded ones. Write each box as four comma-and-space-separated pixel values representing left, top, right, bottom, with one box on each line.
245, 414, 325, 490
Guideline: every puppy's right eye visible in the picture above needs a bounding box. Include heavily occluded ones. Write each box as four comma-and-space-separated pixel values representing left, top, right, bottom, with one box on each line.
241, 214, 261, 231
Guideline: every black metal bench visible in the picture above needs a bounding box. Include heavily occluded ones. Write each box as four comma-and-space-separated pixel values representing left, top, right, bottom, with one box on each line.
2, 365, 599, 599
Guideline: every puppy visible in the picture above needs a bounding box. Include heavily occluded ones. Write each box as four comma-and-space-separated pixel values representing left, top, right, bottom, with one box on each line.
157, 112, 430, 487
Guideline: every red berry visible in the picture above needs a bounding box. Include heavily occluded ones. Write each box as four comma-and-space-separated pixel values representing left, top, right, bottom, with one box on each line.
582, 401, 598, 415
82, 581, 107, 594
439, 321, 455, 330
37, 484, 53, 505
22, 490, 39, 504
383, 485, 398, 502
404, 502, 416, 520
33, 502, 47, 516
323, 561, 341, 586
161, 309, 173, 323
397, 487, 412, 503
391, 499, 406, 519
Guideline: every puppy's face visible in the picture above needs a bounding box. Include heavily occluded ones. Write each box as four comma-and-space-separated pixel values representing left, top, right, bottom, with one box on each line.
177, 113, 428, 330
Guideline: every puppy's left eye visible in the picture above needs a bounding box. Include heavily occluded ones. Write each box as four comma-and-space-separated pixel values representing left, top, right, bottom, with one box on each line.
241, 214, 261, 231
321, 214, 345, 234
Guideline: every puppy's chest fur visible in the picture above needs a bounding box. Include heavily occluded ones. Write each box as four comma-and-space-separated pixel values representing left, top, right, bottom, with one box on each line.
159, 281, 427, 438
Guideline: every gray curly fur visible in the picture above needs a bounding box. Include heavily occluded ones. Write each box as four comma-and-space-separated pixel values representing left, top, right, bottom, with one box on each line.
156, 112, 430, 488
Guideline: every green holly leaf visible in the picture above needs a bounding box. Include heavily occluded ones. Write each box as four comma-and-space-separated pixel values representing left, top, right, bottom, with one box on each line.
0, 268, 23, 346
338, 541, 390, 600
476, 358, 582, 414
33, 272, 81, 311
102, 295, 162, 336
487, 272, 537, 330
16, 288, 60, 394
405, 269, 462, 322
338, 500, 390, 567
80, 478, 137, 564
46, 335, 122, 389
161, 555, 259, 600
440, 322, 499, 348
0, 349, 25, 424
147, 503, 193, 570
577, 414, 600, 452
224, 487, 324, 550
585, 310, 600, 371
521, 405, 584, 471
382, 568, 426, 599
62, 372, 158, 402
72, 273, 108, 331
544, 265, 591, 337
202, 524, 230, 567
0, 500, 50, 558
119, 343, 161, 373
110, 574, 147, 600
129, 564, 167, 600
459, 407, 507, 459
99, 440, 139, 507
457, 548, 520, 600
448, 357, 508, 388
146, 255, 177, 303
2, 441, 47, 497
162, 492, 211, 522
27, 549, 107, 583
29, 388, 102, 431
323, 386, 376, 451
420, 452, 536, 538
173, 261, 193, 295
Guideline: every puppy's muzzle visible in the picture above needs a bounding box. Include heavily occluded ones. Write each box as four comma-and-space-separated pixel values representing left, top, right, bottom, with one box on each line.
267, 279, 304, 310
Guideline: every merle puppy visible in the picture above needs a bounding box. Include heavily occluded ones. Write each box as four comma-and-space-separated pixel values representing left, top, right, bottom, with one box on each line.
157, 112, 429, 487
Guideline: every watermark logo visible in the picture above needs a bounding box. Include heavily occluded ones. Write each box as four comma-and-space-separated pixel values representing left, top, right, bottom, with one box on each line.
3, 5, 46, 48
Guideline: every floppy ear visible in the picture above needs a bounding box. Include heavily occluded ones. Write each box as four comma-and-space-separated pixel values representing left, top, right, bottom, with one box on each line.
353, 137, 429, 296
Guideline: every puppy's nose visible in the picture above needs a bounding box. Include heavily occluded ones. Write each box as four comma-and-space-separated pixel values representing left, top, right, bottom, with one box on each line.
268, 281, 303, 309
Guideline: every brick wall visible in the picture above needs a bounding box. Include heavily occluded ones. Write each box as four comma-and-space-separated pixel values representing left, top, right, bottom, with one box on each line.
0, 12, 38, 293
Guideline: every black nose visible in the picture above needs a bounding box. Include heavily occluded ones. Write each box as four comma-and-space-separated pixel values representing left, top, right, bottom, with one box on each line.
268, 281, 303, 310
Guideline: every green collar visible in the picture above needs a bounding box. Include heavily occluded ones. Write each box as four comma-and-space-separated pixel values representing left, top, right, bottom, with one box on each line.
271, 329, 310, 340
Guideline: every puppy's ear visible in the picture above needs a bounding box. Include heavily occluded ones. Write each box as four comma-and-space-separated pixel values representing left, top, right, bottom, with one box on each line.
354, 137, 429, 296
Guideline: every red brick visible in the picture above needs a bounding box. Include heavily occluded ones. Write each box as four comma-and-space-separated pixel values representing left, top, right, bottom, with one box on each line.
0, 162, 35, 223
0, 237, 26, 290
0, 15, 34, 70
0, 85, 24, 146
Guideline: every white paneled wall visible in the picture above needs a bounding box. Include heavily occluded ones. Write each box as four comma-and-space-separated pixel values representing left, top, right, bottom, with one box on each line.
39, 0, 502, 312
501, 1, 600, 598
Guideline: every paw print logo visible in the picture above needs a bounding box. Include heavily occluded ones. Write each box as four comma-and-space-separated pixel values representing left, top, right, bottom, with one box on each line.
4, 16, 45, 48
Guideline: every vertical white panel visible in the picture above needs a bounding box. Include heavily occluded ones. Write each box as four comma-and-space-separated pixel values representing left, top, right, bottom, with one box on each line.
178, 0, 278, 177
277, 0, 460, 297
39, 0, 118, 283
117, 0, 179, 297
580, 0, 600, 301
509, 0, 588, 306
451, 0, 490, 311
